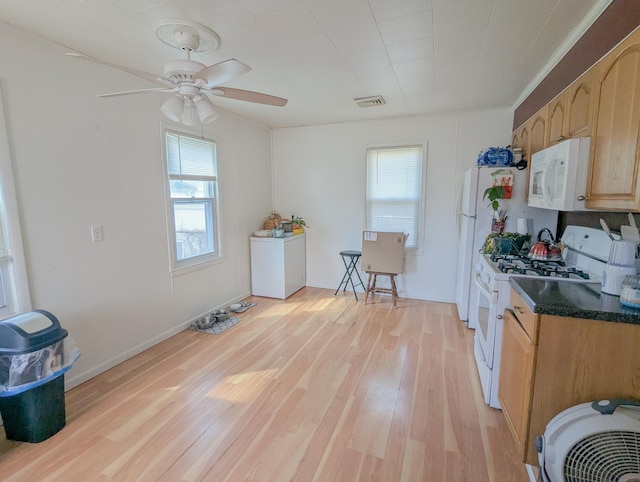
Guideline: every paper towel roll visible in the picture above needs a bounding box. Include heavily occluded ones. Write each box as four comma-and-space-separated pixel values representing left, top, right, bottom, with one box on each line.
517, 218, 532, 235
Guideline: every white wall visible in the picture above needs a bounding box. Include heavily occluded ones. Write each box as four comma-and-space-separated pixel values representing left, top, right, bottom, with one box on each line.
0, 21, 514, 389
0, 23, 272, 388
272, 109, 513, 303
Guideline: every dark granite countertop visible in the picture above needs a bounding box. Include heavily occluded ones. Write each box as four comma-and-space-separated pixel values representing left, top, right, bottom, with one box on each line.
509, 278, 640, 325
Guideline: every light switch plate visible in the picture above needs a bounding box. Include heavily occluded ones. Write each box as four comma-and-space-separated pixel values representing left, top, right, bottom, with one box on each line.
91, 225, 103, 242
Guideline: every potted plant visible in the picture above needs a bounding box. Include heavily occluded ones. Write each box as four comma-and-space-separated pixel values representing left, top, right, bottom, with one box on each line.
483, 186, 507, 232
483, 186, 505, 213
290, 216, 308, 229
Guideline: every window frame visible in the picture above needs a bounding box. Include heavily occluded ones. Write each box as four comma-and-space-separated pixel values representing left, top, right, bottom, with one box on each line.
162, 129, 221, 273
0, 87, 31, 318
365, 143, 427, 251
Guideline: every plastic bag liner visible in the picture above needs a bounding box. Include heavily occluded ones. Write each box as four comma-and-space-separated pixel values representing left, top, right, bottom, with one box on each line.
477, 147, 514, 167
0, 337, 80, 397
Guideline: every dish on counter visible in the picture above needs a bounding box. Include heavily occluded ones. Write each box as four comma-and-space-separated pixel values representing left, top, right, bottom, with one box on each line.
254, 230, 272, 237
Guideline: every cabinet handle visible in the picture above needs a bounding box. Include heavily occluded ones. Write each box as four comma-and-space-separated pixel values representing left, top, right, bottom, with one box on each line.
577, 195, 588, 201
556, 135, 566, 142
497, 314, 504, 320
513, 305, 523, 314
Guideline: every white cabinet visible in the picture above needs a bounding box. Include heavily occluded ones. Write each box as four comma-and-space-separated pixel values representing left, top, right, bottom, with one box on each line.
250, 234, 306, 299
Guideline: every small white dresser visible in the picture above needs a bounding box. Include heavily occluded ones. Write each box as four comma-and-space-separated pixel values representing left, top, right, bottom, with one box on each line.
250, 233, 306, 299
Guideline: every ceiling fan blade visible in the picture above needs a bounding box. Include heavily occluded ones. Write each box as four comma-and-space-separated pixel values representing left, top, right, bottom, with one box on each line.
98, 87, 177, 98
193, 59, 251, 86
66, 53, 168, 87
209, 87, 288, 106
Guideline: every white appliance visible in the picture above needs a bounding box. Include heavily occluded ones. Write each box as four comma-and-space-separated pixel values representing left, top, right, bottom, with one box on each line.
250, 234, 306, 299
538, 399, 640, 482
455, 166, 558, 328
472, 225, 611, 409
602, 239, 638, 295
528, 137, 591, 211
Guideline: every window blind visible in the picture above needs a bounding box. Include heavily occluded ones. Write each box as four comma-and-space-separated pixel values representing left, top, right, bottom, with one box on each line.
366, 146, 423, 248
166, 132, 216, 179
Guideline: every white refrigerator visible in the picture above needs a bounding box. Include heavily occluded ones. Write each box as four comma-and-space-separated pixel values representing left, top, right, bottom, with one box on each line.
455, 167, 558, 329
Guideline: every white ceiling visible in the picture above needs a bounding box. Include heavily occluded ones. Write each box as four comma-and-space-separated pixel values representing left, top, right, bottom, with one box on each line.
0, 0, 607, 128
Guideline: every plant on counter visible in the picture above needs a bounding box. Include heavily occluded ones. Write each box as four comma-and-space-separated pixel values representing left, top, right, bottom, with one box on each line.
481, 232, 531, 255
484, 186, 508, 233
291, 216, 309, 228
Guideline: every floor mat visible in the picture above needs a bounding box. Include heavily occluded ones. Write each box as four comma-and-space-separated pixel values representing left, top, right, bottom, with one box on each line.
190, 317, 240, 335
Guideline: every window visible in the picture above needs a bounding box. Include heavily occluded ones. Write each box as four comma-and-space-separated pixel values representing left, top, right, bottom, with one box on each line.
366, 145, 424, 249
164, 131, 219, 269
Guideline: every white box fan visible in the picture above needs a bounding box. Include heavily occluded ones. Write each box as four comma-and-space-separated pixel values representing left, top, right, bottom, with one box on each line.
537, 399, 640, 482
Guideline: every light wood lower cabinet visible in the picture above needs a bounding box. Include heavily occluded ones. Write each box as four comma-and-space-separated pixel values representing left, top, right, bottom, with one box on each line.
499, 288, 640, 466
499, 309, 535, 458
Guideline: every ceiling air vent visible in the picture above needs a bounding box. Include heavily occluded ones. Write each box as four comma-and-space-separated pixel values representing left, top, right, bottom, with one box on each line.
354, 95, 385, 108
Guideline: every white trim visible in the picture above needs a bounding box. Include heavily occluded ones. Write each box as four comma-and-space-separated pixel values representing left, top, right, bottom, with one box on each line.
161, 128, 221, 273
364, 143, 427, 251
0, 83, 31, 315
63, 290, 252, 390
512, 0, 614, 113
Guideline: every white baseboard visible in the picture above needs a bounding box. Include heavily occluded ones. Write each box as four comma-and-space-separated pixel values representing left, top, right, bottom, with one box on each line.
65, 291, 252, 390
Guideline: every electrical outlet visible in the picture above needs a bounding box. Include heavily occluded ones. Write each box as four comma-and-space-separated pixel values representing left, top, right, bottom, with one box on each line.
91, 225, 103, 242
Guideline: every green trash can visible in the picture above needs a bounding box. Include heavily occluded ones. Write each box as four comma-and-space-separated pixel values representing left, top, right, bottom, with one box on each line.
0, 310, 80, 442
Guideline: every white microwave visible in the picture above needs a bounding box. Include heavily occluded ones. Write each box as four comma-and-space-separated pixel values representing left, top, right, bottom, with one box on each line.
528, 137, 591, 211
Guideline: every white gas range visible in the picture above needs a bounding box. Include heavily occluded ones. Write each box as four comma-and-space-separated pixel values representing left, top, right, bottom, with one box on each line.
472, 226, 612, 409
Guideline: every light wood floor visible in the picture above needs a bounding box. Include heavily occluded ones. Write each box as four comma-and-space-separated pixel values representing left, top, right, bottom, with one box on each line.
0, 287, 528, 481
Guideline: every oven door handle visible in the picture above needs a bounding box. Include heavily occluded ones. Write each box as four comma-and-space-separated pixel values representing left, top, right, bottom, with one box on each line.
474, 271, 496, 303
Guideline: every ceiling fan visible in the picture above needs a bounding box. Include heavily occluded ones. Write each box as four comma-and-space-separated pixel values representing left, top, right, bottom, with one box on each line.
67, 20, 288, 125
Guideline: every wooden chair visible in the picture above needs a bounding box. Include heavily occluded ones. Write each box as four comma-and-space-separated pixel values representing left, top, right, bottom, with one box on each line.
363, 272, 398, 307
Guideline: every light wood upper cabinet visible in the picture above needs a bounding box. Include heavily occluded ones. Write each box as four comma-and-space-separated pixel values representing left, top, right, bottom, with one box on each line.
512, 124, 530, 157
520, 126, 529, 162
566, 67, 598, 139
547, 91, 567, 146
513, 27, 640, 211
511, 127, 520, 149
512, 123, 531, 199
547, 67, 599, 147
586, 28, 640, 210
528, 105, 549, 157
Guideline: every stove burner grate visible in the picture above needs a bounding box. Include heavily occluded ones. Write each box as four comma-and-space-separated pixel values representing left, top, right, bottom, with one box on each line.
495, 256, 590, 280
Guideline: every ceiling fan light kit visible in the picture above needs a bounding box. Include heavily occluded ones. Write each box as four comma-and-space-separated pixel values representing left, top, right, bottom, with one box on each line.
193, 95, 219, 123
68, 20, 287, 126
160, 95, 184, 122
181, 99, 198, 127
